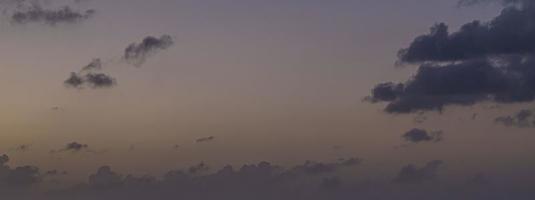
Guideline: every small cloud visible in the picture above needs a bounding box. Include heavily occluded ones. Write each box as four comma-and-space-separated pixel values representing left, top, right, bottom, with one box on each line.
51, 142, 89, 153
11, 5, 95, 26
81, 58, 103, 71
402, 129, 443, 143
196, 136, 215, 143
124, 35, 174, 67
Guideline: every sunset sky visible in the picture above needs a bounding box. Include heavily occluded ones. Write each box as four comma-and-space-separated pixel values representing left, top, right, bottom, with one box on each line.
1, 0, 535, 199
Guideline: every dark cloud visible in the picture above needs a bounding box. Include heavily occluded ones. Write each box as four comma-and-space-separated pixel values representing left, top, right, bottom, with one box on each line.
495, 109, 535, 127
393, 160, 443, 184
64, 59, 117, 89
369, 1, 535, 113
11, 5, 95, 25
196, 136, 215, 143
402, 129, 442, 143
399, 0, 535, 63
85, 73, 116, 88
64, 72, 116, 89
64, 72, 84, 88
124, 35, 174, 67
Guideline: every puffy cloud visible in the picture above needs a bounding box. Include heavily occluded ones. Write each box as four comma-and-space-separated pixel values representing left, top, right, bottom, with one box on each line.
11, 5, 95, 25
124, 35, 174, 67
402, 129, 443, 143
393, 160, 444, 184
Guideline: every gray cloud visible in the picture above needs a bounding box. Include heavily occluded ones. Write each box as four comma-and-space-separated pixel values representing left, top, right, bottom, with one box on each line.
402, 129, 443, 143
11, 5, 95, 25
124, 35, 174, 67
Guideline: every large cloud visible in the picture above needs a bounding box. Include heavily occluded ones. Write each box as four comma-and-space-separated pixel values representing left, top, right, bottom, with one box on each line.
369, 1, 535, 113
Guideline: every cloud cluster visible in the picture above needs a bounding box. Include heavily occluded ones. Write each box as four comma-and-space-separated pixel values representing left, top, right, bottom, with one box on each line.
369, 1, 535, 113
0, 154, 534, 200
64, 35, 174, 89
64, 59, 116, 89
402, 129, 443, 143
495, 109, 535, 127
124, 35, 174, 67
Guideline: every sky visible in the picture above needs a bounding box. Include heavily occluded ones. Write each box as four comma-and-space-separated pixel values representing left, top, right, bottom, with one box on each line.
2, 0, 535, 199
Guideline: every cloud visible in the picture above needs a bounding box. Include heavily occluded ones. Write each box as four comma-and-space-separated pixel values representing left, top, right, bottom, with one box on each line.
402, 129, 443, 143
11, 5, 95, 25
64, 72, 84, 88
0, 154, 41, 189
64, 59, 117, 89
495, 109, 535, 127
187, 162, 209, 175
196, 136, 215, 143
12, 144, 30, 152
81, 58, 102, 71
51, 142, 89, 153
85, 73, 116, 88
64, 72, 116, 89
368, 1, 535, 113
457, 0, 527, 7
393, 160, 444, 184
88, 166, 124, 189
124, 35, 174, 67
